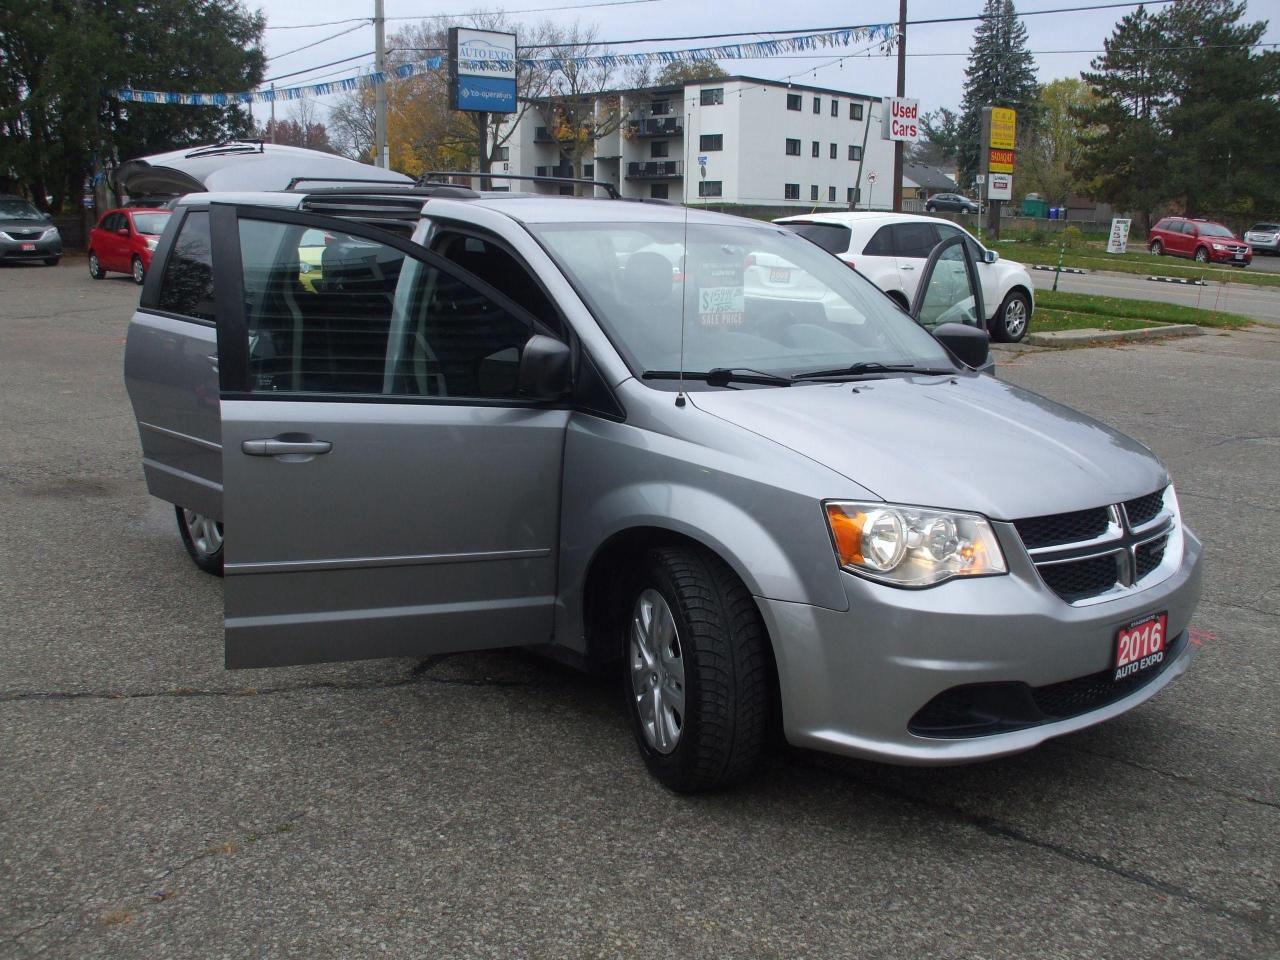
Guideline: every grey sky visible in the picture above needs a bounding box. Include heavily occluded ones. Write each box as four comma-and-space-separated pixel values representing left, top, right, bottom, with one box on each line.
244, 0, 1278, 124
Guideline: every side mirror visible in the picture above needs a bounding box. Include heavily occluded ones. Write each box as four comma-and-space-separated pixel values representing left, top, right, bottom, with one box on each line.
983, 249, 999, 264
933, 321, 991, 369
517, 334, 572, 401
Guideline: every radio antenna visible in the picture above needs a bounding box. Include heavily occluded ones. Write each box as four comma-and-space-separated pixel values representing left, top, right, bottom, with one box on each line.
676, 104, 692, 408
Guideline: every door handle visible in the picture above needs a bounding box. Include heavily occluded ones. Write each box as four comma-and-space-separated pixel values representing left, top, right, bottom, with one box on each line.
206, 353, 219, 372
901, 265, 916, 271
241, 438, 332, 456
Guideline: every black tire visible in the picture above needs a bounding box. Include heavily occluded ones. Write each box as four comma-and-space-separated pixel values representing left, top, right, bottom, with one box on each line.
175, 505, 224, 576
88, 251, 105, 279
925, 204, 936, 213
991, 289, 1031, 343
44, 257, 60, 267
131, 256, 145, 285
621, 545, 771, 793
1194, 246, 1209, 264
1149, 240, 1162, 256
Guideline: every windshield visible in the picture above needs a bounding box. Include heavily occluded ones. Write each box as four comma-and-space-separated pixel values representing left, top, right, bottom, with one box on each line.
1250, 223, 1278, 232
1197, 223, 1234, 238
0, 196, 43, 220
131, 212, 170, 235
531, 220, 953, 380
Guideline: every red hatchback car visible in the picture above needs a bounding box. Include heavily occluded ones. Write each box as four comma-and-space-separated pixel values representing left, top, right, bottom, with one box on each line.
88, 208, 172, 284
1147, 216, 1252, 267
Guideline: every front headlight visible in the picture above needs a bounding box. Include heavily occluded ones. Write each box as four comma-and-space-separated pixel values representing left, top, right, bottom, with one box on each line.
0, 231, 12, 242
1212, 243, 1226, 251
42, 226, 60, 240
824, 501, 1007, 587
145, 237, 158, 250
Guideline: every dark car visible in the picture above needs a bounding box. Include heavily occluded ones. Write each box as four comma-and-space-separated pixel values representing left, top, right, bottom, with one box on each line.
925, 193, 981, 214
1148, 216, 1252, 267
0, 194, 61, 266
88, 207, 172, 284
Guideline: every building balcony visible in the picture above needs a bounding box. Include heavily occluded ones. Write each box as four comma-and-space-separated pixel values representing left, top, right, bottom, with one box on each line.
625, 160, 684, 180
533, 126, 555, 144
535, 165, 574, 178
628, 118, 683, 138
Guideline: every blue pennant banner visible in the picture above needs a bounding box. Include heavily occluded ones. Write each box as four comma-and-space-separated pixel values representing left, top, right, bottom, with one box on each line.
114, 25, 896, 105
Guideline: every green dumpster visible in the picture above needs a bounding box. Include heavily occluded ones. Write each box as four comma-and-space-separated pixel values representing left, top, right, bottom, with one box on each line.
1021, 194, 1048, 218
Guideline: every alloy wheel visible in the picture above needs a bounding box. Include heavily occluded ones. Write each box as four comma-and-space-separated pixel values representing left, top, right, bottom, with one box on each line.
629, 588, 686, 754
132, 258, 145, 284
181, 509, 223, 558
1004, 297, 1028, 339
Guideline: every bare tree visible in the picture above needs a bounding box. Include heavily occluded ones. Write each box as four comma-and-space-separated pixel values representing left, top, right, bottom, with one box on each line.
538, 23, 622, 195
327, 85, 377, 162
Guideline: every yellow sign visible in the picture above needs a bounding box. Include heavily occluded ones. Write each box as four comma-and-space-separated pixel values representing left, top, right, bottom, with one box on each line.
990, 108, 1017, 149
988, 148, 1015, 173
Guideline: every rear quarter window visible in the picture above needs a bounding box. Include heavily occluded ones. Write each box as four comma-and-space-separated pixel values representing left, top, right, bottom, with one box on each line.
784, 222, 852, 255
861, 225, 894, 256
156, 210, 215, 322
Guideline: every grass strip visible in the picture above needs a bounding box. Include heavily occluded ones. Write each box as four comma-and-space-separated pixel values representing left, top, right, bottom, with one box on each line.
997, 243, 1280, 288
1033, 308, 1163, 333
1035, 290, 1252, 329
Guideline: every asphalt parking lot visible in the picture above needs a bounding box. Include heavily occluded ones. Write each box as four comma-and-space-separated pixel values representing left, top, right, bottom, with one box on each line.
2, 259, 1277, 959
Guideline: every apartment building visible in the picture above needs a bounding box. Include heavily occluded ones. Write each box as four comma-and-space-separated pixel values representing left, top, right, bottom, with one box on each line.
497, 75, 895, 209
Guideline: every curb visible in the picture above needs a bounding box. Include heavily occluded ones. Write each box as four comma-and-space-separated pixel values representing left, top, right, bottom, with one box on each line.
1032, 264, 1085, 274
1147, 275, 1208, 286
1025, 324, 1206, 346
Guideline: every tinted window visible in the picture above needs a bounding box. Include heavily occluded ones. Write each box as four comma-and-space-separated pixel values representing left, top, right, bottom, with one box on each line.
699, 134, 723, 151
892, 222, 939, 259
700, 88, 724, 106
157, 211, 214, 321
785, 222, 852, 254
431, 232, 559, 333
787, 94, 801, 111
1250, 223, 1278, 231
1197, 222, 1233, 238
237, 219, 533, 399
862, 225, 894, 256
1154, 219, 1172, 231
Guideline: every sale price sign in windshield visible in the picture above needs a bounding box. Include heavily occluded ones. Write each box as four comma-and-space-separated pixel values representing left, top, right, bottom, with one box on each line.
696, 263, 745, 327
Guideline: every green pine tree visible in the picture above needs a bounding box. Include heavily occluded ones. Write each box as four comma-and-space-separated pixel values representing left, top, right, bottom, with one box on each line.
956, 0, 1039, 190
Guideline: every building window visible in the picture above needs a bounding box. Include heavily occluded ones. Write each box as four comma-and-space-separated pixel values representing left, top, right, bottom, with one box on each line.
698, 180, 723, 198
785, 138, 801, 156
651, 100, 671, 116
699, 134, 723, 151
811, 141, 819, 157
831, 99, 839, 117
583, 163, 594, 179
812, 96, 821, 114
787, 93, 801, 111
784, 183, 800, 200
850, 102, 864, 121
848, 187, 861, 205
828, 186, 836, 202
496, 146, 510, 161
829, 143, 837, 159
849, 145, 862, 161
651, 183, 669, 200
651, 141, 669, 159
810, 185, 819, 202
700, 87, 724, 106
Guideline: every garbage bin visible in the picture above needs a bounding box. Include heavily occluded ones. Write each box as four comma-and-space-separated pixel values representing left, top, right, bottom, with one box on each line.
1047, 207, 1059, 221
1021, 194, 1048, 218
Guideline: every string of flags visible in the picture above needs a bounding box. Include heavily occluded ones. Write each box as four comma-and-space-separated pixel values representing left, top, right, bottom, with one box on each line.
114, 25, 897, 106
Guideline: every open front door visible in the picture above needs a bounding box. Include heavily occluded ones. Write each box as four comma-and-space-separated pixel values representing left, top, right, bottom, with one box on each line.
209, 203, 569, 668
910, 233, 986, 332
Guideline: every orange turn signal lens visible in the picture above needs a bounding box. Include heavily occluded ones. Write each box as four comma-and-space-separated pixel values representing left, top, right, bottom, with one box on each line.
825, 504, 866, 567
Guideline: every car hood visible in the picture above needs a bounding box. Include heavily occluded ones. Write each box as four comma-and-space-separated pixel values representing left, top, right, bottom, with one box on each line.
689, 373, 1166, 520
0, 218, 51, 232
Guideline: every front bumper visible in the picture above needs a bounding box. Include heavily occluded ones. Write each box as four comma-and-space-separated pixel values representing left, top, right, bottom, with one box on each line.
761, 525, 1203, 765
1207, 248, 1251, 265
1244, 237, 1277, 253
0, 233, 62, 261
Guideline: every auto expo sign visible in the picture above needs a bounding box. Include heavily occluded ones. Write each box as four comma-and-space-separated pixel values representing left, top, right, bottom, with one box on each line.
448, 28, 517, 114
881, 98, 921, 143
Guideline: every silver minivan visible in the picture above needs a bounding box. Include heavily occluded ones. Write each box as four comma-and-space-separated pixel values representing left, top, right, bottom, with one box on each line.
124, 185, 1202, 792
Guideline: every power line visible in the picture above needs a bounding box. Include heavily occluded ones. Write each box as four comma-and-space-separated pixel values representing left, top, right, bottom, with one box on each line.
265, 52, 375, 84
271, 23, 369, 60
265, 0, 673, 30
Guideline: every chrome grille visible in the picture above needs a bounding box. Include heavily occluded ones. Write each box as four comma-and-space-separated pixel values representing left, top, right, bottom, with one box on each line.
1014, 487, 1179, 605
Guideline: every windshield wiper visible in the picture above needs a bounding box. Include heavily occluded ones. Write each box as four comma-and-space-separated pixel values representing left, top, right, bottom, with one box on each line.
791, 361, 955, 381
643, 367, 793, 387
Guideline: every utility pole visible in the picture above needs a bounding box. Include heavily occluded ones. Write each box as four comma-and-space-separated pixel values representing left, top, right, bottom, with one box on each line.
269, 84, 276, 143
374, 0, 388, 168
892, 0, 906, 212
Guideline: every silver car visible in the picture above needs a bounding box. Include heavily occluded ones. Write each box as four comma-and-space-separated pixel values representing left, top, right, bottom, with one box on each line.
124, 185, 1202, 792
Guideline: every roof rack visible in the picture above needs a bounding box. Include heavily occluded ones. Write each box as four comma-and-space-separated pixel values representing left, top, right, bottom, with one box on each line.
418, 171, 622, 200
285, 176, 468, 193
184, 140, 265, 160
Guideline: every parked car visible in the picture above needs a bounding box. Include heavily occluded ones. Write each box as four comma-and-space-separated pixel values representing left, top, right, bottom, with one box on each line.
88, 208, 172, 284
774, 212, 1034, 342
124, 184, 1201, 793
0, 194, 61, 266
1147, 216, 1252, 267
924, 193, 981, 214
1243, 222, 1279, 255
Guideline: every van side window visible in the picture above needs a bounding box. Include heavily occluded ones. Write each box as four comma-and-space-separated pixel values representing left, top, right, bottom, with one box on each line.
157, 211, 215, 321
891, 222, 940, 259
429, 231, 561, 334
237, 218, 534, 400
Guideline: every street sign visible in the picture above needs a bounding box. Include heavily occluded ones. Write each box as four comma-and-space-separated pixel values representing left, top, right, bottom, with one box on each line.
975, 174, 986, 184
697, 154, 708, 166
1107, 218, 1133, 254
988, 173, 1013, 201
867, 171, 877, 184
880, 98, 921, 142
448, 28, 517, 114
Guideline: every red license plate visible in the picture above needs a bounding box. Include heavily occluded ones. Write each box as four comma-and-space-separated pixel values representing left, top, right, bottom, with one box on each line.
769, 267, 791, 283
1114, 611, 1168, 682
20, 243, 35, 251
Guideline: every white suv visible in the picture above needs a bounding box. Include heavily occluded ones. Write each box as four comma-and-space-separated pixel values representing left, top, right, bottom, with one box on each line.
775, 212, 1034, 342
